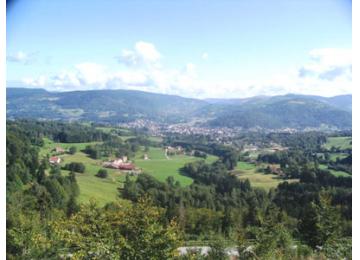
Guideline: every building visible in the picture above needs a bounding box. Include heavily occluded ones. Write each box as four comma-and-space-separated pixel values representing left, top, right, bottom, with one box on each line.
49, 156, 61, 164
54, 147, 65, 154
103, 158, 135, 171
103, 158, 124, 169
118, 163, 135, 171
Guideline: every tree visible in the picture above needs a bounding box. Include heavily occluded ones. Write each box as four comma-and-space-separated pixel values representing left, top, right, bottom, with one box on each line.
48, 197, 181, 259
96, 169, 108, 178
208, 237, 227, 260
69, 146, 77, 155
299, 193, 342, 248
63, 162, 85, 173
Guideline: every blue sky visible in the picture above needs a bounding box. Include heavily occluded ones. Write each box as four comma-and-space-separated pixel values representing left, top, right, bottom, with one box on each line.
6, 0, 352, 98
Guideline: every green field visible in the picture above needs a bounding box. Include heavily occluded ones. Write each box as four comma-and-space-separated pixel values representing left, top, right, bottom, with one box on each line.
134, 147, 218, 186
40, 137, 101, 157
319, 164, 351, 177
323, 136, 352, 150
40, 139, 129, 206
235, 161, 257, 171
40, 139, 218, 204
233, 161, 297, 190
329, 153, 348, 162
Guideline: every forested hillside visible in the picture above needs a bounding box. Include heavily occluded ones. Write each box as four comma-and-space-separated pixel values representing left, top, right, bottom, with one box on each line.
7, 88, 352, 130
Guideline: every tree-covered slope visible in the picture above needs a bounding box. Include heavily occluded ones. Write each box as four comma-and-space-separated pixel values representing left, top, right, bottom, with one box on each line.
6, 88, 208, 123
206, 96, 351, 129
7, 88, 352, 129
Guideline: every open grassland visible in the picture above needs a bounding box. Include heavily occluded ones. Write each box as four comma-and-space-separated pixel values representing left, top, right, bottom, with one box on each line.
40, 137, 101, 157
134, 147, 218, 186
319, 164, 351, 177
329, 153, 348, 161
323, 136, 352, 150
234, 161, 297, 190
60, 152, 128, 206
147, 136, 163, 143
40, 139, 130, 206
235, 161, 257, 171
40, 139, 218, 204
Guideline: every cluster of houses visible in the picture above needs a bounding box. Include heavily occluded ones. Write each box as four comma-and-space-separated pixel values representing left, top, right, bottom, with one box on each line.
102, 156, 136, 171
165, 146, 184, 156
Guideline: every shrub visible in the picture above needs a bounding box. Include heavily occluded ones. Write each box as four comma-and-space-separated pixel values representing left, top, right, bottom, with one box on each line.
63, 162, 85, 173
69, 146, 77, 155
96, 169, 108, 178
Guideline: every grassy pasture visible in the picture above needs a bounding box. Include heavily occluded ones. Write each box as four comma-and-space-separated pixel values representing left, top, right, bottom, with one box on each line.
40, 139, 129, 206
323, 136, 352, 150
319, 164, 351, 178
40, 139, 218, 204
235, 161, 257, 171
329, 153, 348, 162
40, 137, 101, 157
134, 147, 218, 186
233, 161, 297, 190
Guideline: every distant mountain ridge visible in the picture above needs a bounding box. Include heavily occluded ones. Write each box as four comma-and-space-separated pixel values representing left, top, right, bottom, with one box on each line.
6, 88, 352, 130
205, 94, 352, 112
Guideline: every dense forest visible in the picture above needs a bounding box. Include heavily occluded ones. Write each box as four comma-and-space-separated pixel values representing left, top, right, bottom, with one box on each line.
6, 120, 352, 259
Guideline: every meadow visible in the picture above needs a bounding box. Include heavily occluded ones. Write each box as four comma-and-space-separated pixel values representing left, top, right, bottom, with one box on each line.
323, 136, 352, 150
319, 164, 351, 177
40, 139, 130, 205
134, 147, 218, 186
40, 139, 218, 205
233, 161, 297, 190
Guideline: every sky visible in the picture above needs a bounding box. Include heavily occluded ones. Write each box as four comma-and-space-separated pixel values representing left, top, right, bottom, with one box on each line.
6, 0, 352, 98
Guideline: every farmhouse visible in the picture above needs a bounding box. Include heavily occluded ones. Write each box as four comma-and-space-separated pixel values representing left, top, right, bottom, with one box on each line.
49, 156, 61, 164
54, 147, 65, 154
103, 158, 135, 171
165, 145, 184, 156
266, 164, 284, 175
118, 163, 135, 171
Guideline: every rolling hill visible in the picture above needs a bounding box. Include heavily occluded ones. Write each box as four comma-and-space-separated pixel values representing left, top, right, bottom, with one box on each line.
6, 88, 352, 130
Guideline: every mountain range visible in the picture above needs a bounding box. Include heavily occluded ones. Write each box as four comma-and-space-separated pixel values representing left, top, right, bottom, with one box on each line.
6, 88, 352, 130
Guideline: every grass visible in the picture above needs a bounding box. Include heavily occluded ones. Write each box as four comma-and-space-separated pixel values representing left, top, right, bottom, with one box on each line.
40, 137, 101, 157
233, 161, 297, 190
40, 139, 218, 204
235, 161, 257, 171
319, 164, 351, 178
60, 152, 129, 206
40, 138, 130, 206
323, 136, 352, 150
329, 153, 348, 162
134, 147, 218, 186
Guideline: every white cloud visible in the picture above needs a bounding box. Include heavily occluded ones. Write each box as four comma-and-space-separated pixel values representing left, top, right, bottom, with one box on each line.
116, 41, 161, 67
298, 48, 352, 81
23, 75, 47, 87
7, 51, 36, 64
20, 46, 351, 98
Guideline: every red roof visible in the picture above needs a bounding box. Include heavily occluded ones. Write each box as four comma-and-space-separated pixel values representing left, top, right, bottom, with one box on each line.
118, 163, 135, 170
49, 156, 60, 163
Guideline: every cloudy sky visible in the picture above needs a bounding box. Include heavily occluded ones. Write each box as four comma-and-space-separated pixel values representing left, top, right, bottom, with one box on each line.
7, 0, 351, 98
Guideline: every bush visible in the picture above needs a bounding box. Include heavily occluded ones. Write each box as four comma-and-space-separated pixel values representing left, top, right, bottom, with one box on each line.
69, 146, 77, 154
63, 162, 85, 173
96, 169, 108, 178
